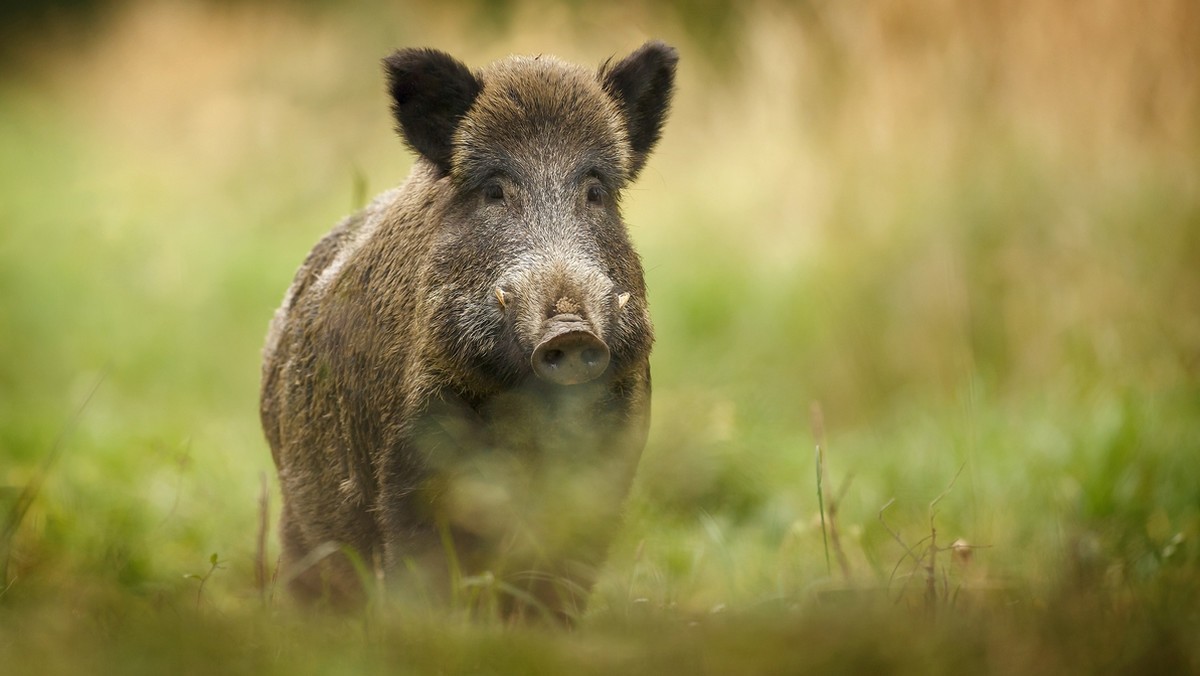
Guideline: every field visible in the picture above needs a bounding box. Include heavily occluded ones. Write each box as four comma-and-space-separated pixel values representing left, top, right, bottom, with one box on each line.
2, 0, 1198, 672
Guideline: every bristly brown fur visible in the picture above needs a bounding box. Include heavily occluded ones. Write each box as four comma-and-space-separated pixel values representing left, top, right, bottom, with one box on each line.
261, 42, 677, 618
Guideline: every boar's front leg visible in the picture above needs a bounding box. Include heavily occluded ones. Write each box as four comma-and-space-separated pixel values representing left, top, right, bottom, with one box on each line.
376, 370, 650, 621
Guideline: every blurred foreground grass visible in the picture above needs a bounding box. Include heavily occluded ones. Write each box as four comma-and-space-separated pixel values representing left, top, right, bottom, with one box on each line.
1, 0, 1198, 672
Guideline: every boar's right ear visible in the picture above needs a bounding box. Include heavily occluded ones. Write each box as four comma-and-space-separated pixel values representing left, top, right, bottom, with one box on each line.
383, 48, 481, 175
600, 41, 679, 180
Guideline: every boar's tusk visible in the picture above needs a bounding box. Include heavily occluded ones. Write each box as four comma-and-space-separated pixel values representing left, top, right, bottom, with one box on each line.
495, 288, 508, 309
617, 292, 631, 310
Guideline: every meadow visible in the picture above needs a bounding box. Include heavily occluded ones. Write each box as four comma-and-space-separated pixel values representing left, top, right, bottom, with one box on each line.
2, 1, 1198, 672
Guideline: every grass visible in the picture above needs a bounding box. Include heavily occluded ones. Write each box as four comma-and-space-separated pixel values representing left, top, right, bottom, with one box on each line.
2, 0, 1199, 672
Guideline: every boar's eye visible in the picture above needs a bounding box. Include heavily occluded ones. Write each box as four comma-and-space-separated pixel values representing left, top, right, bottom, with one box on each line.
483, 183, 505, 204
586, 185, 605, 205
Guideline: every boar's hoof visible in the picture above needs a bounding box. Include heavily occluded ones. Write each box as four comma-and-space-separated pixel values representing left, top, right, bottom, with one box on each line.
533, 323, 610, 385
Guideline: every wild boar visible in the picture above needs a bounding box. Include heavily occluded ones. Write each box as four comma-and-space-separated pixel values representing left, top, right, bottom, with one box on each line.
260, 41, 677, 619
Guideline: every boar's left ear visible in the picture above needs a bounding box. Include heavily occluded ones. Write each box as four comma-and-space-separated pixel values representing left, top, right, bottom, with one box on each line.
600, 41, 679, 179
383, 48, 481, 175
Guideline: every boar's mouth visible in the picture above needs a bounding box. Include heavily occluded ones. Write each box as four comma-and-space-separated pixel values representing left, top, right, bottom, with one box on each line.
531, 314, 610, 386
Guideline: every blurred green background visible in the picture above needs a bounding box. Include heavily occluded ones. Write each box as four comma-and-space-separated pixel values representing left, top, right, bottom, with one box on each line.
2, 0, 1198, 672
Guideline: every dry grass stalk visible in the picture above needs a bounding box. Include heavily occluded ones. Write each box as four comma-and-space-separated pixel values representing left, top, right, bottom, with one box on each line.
811, 402, 852, 580
879, 464, 987, 612
256, 471, 270, 606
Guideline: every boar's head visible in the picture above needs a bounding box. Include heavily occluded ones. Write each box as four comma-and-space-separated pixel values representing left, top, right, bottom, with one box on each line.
383, 43, 677, 397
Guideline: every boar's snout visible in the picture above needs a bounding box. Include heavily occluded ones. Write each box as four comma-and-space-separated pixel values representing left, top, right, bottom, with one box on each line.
532, 315, 610, 386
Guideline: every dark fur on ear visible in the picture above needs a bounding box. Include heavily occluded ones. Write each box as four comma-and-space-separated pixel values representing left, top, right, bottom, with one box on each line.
599, 41, 679, 179
383, 48, 481, 174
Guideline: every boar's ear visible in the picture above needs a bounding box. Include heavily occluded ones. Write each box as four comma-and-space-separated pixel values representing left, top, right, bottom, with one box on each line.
383, 48, 481, 175
600, 41, 678, 179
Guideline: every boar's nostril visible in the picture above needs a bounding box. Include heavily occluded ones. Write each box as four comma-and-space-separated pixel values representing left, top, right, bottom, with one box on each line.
532, 329, 610, 386
580, 347, 604, 367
